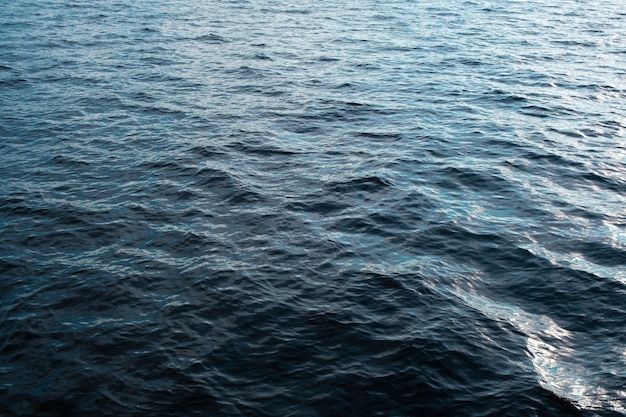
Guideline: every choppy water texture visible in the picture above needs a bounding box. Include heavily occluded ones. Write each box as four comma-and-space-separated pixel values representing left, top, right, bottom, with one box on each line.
1, 0, 626, 416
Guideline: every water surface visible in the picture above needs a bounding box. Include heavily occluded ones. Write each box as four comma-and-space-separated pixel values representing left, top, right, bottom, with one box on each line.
1, 0, 625, 416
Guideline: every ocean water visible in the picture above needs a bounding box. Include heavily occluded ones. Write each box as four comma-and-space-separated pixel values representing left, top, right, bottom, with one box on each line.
1, 0, 625, 415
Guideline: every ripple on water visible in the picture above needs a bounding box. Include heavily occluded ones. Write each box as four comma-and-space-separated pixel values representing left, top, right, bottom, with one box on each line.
1, 0, 626, 416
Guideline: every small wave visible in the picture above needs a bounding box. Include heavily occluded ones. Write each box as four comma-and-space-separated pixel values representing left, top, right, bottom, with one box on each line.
453, 286, 626, 414
355, 131, 404, 141
528, 337, 626, 415
0, 65, 29, 87
485, 89, 529, 104
522, 243, 626, 286
227, 141, 299, 157
285, 200, 349, 215
325, 175, 394, 194
195, 33, 228, 43
253, 53, 272, 61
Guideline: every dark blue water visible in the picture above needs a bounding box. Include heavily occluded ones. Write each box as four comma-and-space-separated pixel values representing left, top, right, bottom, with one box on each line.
1, 0, 625, 415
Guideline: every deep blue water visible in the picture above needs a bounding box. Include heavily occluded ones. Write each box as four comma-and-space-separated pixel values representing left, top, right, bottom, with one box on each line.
1, 0, 626, 416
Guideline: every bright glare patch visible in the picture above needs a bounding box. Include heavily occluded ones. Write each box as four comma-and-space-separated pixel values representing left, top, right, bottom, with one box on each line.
452, 285, 626, 414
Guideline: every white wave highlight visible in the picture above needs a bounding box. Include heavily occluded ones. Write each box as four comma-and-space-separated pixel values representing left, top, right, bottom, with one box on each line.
452, 285, 626, 415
